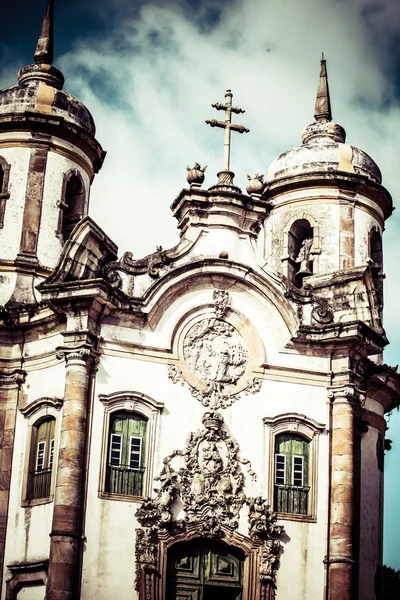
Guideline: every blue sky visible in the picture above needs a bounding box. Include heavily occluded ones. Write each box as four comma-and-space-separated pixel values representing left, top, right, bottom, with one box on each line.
1, 0, 400, 569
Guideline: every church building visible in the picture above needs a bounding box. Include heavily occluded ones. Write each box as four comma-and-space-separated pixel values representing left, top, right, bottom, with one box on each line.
0, 2, 399, 599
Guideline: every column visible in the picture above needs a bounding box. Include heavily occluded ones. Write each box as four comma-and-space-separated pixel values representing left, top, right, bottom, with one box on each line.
46, 344, 96, 600
0, 369, 26, 595
327, 385, 358, 600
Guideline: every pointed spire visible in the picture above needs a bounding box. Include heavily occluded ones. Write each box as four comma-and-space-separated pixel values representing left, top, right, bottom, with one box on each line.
314, 52, 332, 123
34, 0, 54, 65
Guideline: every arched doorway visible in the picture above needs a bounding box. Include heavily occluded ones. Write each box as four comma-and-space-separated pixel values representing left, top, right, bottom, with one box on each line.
167, 539, 244, 599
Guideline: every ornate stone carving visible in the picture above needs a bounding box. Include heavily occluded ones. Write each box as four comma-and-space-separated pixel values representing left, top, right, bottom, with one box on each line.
135, 412, 284, 595
167, 365, 185, 386
188, 377, 262, 409
55, 344, 96, 364
311, 296, 334, 324
183, 318, 248, 387
247, 497, 284, 590
213, 288, 229, 318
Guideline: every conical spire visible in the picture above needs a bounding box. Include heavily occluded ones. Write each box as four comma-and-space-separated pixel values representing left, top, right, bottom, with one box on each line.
34, 0, 54, 65
314, 52, 332, 123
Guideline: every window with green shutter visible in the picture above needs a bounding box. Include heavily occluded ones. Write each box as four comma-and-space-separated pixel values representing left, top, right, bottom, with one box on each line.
274, 433, 310, 515
27, 417, 55, 500
105, 411, 147, 497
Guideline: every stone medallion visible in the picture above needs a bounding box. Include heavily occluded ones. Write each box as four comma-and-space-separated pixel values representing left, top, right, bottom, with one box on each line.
183, 318, 249, 387
168, 290, 262, 410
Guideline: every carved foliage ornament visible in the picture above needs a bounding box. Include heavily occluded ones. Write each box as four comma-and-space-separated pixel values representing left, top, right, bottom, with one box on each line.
135, 412, 284, 593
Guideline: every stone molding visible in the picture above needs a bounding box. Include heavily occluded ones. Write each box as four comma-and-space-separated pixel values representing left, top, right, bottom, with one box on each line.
19, 396, 63, 418
6, 560, 48, 600
0, 370, 26, 389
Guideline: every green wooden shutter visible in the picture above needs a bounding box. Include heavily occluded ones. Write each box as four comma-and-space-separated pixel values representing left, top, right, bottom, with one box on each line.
274, 434, 310, 514
106, 411, 147, 496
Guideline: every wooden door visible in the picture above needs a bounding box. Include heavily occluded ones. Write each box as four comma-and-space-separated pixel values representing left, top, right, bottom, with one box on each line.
167, 540, 243, 600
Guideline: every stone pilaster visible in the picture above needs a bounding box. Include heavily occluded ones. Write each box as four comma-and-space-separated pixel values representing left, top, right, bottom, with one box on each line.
46, 344, 97, 600
326, 385, 361, 600
0, 369, 26, 595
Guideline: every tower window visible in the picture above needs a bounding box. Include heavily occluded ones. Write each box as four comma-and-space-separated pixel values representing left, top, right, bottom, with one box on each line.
288, 219, 314, 287
105, 411, 147, 497
0, 156, 11, 229
274, 433, 310, 515
27, 417, 55, 501
59, 172, 85, 242
369, 228, 383, 309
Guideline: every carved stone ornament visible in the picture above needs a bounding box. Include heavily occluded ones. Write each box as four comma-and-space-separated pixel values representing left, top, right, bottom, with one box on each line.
135, 412, 284, 596
213, 288, 229, 318
186, 162, 207, 186
247, 496, 285, 588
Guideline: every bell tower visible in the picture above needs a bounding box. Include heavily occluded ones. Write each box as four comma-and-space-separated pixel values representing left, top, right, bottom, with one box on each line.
264, 54, 391, 308
0, 0, 105, 307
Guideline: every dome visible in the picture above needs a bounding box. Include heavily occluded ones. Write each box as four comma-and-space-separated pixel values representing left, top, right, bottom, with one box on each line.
0, 63, 95, 136
267, 121, 382, 184
266, 56, 382, 185
0, 0, 96, 137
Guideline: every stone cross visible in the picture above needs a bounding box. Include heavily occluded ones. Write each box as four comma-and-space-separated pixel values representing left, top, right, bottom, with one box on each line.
206, 89, 249, 172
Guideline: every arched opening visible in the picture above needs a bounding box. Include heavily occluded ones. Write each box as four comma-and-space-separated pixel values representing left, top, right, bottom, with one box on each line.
61, 173, 85, 242
288, 219, 314, 287
167, 539, 244, 599
369, 227, 383, 308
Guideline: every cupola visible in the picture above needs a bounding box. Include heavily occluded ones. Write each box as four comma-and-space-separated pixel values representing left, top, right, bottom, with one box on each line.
0, 0, 105, 308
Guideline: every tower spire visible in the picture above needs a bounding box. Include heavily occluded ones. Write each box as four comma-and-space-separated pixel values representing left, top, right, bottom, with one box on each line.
314, 52, 332, 123
34, 0, 54, 65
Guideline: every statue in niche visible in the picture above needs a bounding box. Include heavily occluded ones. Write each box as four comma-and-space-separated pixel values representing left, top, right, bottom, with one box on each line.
295, 237, 313, 263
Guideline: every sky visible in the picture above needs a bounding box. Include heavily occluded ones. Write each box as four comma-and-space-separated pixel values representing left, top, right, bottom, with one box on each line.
1, 0, 400, 569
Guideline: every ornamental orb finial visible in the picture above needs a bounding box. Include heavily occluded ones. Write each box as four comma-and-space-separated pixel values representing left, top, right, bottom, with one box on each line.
246, 173, 266, 195
186, 162, 207, 187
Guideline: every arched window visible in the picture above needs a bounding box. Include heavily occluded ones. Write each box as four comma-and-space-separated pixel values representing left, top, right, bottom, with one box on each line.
274, 433, 310, 515
59, 171, 86, 242
288, 219, 314, 287
0, 156, 11, 229
264, 413, 325, 521
27, 417, 55, 501
99, 391, 164, 501
105, 411, 147, 496
369, 227, 383, 308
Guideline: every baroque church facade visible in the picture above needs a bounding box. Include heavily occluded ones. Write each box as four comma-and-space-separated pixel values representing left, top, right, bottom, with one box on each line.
0, 2, 399, 599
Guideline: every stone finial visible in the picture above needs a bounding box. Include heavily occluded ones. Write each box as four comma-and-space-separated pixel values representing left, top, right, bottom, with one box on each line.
186, 162, 207, 186
314, 52, 332, 123
34, 0, 55, 65
246, 173, 266, 195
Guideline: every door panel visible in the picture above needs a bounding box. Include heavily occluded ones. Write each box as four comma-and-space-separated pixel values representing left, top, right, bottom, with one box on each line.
167, 540, 243, 600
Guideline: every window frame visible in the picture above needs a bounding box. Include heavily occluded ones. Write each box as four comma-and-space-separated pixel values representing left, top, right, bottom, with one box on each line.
264, 413, 325, 522
98, 391, 164, 502
19, 397, 63, 507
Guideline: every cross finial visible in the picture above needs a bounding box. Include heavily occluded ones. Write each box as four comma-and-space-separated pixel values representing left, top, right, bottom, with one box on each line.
206, 90, 249, 188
